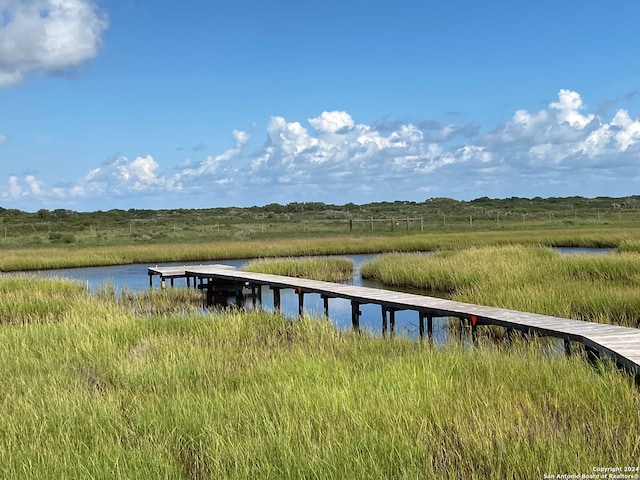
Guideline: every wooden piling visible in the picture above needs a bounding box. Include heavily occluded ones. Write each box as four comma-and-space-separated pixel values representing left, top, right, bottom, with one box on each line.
297, 288, 304, 317
351, 300, 361, 332
272, 287, 281, 312
381, 306, 388, 337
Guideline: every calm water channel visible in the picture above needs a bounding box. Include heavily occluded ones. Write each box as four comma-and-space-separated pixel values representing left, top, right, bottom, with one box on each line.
32, 248, 616, 341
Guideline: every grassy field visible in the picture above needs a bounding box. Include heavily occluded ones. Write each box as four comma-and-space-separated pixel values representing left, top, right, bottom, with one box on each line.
0, 277, 638, 478
2, 198, 640, 477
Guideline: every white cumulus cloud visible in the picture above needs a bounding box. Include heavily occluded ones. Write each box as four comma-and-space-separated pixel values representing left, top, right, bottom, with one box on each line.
309, 111, 355, 133
0, 0, 108, 86
76, 154, 164, 196
1, 174, 43, 199
550, 89, 595, 128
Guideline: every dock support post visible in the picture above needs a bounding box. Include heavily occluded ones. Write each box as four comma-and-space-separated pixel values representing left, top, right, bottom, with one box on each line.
296, 288, 304, 317
351, 301, 361, 332
251, 285, 258, 307
322, 295, 329, 317
564, 338, 572, 357
389, 309, 396, 337
205, 283, 214, 308
427, 314, 433, 340
235, 285, 244, 307
470, 316, 478, 345
149, 274, 153, 289
272, 287, 281, 313
170, 278, 174, 287
506, 328, 514, 346
418, 311, 425, 339
381, 307, 396, 338
250, 284, 262, 308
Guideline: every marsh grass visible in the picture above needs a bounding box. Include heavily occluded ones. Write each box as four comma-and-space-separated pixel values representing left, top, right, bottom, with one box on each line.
243, 256, 355, 282
361, 245, 640, 327
0, 277, 638, 478
95, 282, 205, 316
1, 224, 637, 272
0, 275, 91, 324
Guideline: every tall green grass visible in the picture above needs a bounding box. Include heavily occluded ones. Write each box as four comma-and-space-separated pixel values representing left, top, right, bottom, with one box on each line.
0, 275, 90, 324
0, 276, 638, 478
244, 256, 354, 282
361, 245, 640, 326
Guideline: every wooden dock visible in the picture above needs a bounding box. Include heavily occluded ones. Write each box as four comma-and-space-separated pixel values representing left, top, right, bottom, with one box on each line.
148, 264, 640, 378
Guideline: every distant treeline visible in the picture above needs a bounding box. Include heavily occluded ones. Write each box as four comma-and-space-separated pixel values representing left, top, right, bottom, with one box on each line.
2, 195, 640, 224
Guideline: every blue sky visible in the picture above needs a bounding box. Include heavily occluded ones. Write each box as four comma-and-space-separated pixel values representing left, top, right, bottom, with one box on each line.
1, 0, 640, 212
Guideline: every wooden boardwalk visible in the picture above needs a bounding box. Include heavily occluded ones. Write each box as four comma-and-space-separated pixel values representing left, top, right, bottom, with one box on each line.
148, 264, 640, 378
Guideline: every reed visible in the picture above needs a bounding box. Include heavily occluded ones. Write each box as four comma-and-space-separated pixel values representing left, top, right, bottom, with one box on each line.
361, 245, 640, 327
0, 279, 637, 478
243, 256, 354, 282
